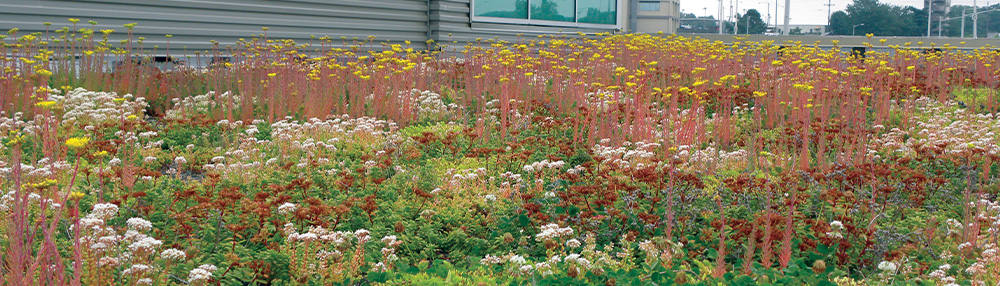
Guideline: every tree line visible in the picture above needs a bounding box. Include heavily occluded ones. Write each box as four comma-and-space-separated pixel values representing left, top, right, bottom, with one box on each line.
708, 0, 1000, 37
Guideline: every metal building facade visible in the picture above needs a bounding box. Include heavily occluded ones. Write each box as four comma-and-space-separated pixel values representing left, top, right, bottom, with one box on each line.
1, 0, 637, 54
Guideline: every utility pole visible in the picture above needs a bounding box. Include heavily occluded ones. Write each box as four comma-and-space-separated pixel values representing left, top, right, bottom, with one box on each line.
825, 0, 834, 28
765, 2, 771, 30
974, 0, 978, 39
962, 8, 966, 38
783, 0, 790, 35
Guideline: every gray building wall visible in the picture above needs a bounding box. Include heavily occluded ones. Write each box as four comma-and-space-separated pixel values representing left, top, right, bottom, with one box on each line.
2, 0, 625, 54
1, 0, 432, 52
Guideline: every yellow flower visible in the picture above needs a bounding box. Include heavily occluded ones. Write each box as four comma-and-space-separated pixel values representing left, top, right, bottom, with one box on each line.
69, 192, 85, 201
30, 179, 58, 189
35, 100, 57, 109
65, 137, 90, 149
92, 151, 109, 158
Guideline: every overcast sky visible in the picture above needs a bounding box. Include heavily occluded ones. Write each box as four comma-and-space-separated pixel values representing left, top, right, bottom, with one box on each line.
680, 0, 985, 26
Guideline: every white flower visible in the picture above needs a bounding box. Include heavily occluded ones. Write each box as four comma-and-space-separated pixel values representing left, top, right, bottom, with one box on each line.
877, 261, 897, 273
381, 235, 398, 245
480, 254, 504, 265
298, 233, 318, 241
484, 194, 497, 202
519, 264, 533, 274
536, 223, 574, 241
277, 203, 297, 215
126, 217, 153, 231
566, 239, 582, 248
123, 264, 151, 275
371, 262, 388, 272
174, 156, 187, 165
158, 247, 185, 260
509, 255, 527, 265
830, 220, 843, 229
187, 264, 216, 284
90, 203, 118, 220
128, 236, 163, 254
522, 165, 535, 173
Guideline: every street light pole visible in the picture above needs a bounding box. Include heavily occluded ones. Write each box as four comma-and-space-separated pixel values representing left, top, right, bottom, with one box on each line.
853, 23, 865, 36
746, 10, 750, 34
733, 0, 738, 35
963, 8, 967, 38
939, 11, 943, 37
719, 0, 724, 34
927, 0, 933, 38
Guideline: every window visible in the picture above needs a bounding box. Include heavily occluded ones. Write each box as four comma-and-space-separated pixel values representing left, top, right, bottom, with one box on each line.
578, 0, 617, 24
531, 0, 575, 22
474, 0, 529, 19
473, 0, 619, 27
638, 1, 660, 11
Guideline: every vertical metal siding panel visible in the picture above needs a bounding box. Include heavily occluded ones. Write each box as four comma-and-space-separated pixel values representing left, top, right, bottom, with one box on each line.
0, 0, 430, 52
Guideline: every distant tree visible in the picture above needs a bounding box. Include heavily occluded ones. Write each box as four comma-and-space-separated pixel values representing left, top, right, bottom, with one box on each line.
681, 12, 698, 19
479, 0, 529, 18
891, 5, 923, 36
531, 0, 571, 22
736, 9, 767, 34
845, 0, 896, 36
829, 11, 850, 35
830, 0, 956, 36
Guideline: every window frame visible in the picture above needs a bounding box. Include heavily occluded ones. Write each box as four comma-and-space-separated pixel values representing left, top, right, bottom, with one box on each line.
470, 0, 623, 29
638, 1, 660, 11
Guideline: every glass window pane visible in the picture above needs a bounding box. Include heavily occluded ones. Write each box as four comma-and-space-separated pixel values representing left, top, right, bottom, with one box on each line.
475, 0, 528, 19
531, 0, 575, 22
639, 2, 660, 11
578, 0, 617, 24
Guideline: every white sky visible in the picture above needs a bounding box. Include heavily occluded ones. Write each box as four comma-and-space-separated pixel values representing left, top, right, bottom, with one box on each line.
681, 0, 986, 26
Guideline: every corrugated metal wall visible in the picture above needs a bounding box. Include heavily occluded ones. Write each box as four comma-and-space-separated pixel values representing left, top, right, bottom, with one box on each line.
1, 0, 623, 53
1, 0, 431, 52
